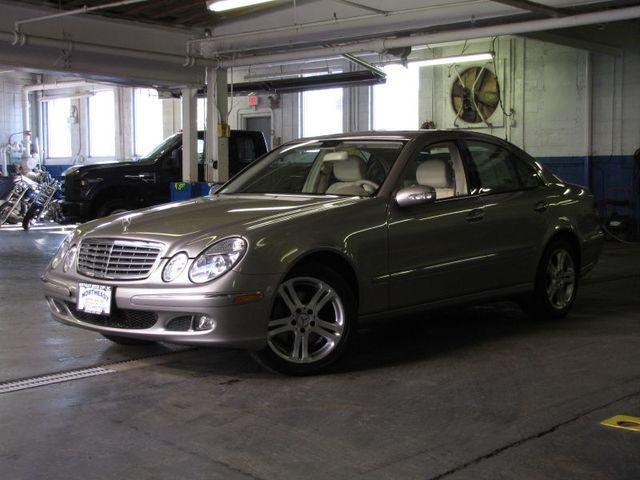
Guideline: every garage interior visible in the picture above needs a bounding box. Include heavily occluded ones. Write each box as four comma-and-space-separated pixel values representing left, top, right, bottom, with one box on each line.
1, 0, 640, 478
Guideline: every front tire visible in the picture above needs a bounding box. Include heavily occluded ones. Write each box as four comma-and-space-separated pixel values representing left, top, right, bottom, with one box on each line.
102, 334, 156, 346
22, 204, 41, 230
252, 263, 357, 375
529, 239, 579, 319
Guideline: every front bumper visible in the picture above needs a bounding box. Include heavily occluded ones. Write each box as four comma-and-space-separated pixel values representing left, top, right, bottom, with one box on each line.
42, 271, 279, 350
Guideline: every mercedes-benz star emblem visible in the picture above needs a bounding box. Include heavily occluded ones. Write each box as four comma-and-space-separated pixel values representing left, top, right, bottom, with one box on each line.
121, 216, 132, 233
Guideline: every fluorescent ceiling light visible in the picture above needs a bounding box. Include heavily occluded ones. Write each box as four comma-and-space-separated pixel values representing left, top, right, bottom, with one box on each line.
207, 0, 277, 12
411, 53, 493, 67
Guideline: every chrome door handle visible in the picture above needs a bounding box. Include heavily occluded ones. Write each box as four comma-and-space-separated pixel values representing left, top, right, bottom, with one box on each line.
466, 208, 485, 223
534, 201, 548, 212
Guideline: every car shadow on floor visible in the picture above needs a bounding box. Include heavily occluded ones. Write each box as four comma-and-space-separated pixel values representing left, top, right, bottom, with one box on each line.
335, 301, 566, 374
151, 300, 591, 379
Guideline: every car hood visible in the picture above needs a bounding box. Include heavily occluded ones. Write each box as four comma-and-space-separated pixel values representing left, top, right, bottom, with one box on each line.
79, 194, 360, 253
62, 161, 148, 177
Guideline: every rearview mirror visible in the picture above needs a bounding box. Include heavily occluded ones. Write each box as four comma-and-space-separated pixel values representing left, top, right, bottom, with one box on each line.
395, 185, 436, 208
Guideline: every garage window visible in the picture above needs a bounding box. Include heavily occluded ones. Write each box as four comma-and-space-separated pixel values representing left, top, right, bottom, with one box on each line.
373, 64, 419, 130
197, 98, 206, 131
134, 88, 164, 156
302, 87, 343, 137
88, 90, 115, 158
45, 98, 72, 158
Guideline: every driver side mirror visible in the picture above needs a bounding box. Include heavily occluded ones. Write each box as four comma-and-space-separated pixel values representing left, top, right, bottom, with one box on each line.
209, 183, 223, 195
395, 185, 436, 208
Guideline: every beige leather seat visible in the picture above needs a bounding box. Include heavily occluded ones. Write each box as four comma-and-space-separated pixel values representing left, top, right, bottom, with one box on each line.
326, 156, 369, 196
416, 160, 455, 199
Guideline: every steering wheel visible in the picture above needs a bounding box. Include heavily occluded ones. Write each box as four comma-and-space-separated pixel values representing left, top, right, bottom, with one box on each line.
355, 179, 379, 194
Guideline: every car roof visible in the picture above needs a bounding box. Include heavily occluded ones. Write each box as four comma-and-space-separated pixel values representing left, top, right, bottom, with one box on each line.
293, 129, 510, 144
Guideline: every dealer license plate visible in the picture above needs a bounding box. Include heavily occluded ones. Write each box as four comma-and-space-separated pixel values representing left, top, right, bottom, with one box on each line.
77, 283, 112, 315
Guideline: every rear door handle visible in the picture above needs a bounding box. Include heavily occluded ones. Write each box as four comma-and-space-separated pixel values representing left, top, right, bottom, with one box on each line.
466, 208, 485, 223
534, 201, 548, 212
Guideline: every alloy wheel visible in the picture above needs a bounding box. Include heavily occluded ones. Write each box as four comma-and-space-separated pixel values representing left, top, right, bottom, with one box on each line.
545, 248, 576, 310
267, 277, 345, 364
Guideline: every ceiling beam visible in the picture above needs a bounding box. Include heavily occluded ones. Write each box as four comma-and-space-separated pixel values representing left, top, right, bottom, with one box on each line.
490, 0, 567, 18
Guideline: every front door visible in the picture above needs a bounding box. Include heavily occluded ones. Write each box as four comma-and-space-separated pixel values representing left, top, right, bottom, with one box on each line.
388, 141, 488, 308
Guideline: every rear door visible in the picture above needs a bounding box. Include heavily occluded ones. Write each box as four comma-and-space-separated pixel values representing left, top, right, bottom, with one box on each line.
460, 139, 551, 289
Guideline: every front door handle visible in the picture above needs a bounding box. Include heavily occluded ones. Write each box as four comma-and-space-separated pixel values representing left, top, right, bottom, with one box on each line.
466, 208, 485, 223
534, 201, 548, 212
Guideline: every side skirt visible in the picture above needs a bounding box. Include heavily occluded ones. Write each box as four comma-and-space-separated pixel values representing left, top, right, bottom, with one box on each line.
359, 283, 533, 323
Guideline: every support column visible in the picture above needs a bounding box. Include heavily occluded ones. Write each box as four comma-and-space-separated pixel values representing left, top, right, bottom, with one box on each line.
181, 87, 198, 182
205, 67, 229, 182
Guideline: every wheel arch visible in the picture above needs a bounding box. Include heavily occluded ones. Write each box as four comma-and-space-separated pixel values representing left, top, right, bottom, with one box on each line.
544, 228, 582, 273
89, 185, 138, 217
282, 248, 360, 306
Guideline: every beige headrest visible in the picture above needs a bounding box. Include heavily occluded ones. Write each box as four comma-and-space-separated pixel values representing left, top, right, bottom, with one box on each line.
333, 156, 366, 182
416, 160, 451, 188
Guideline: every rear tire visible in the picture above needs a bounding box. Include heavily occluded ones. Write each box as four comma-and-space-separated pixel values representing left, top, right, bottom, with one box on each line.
527, 239, 579, 319
251, 263, 357, 375
102, 334, 156, 346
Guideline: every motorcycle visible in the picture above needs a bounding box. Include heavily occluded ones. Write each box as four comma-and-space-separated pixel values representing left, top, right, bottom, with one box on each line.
21, 170, 63, 230
0, 174, 34, 226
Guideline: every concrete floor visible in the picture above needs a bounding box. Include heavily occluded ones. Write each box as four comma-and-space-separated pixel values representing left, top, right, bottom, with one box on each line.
1, 228, 639, 479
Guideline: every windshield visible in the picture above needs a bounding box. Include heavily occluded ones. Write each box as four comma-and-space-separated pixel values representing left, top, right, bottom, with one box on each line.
138, 133, 180, 161
220, 139, 406, 196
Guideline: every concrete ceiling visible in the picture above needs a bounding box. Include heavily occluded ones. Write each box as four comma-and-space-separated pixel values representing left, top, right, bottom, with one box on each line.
192, 0, 640, 62
1, 0, 638, 87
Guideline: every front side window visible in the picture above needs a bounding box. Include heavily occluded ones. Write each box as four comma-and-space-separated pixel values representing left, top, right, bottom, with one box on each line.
88, 90, 115, 157
221, 140, 405, 196
46, 98, 72, 158
397, 142, 468, 200
464, 141, 521, 195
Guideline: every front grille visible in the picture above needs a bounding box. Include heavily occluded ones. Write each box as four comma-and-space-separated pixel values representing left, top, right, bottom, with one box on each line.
66, 302, 157, 329
77, 238, 162, 280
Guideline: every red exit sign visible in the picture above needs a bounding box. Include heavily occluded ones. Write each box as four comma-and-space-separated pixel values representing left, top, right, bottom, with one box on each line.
248, 95, 258, 107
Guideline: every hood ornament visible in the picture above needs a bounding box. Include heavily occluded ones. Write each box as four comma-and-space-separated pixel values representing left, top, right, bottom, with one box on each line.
121, 216, 132, 233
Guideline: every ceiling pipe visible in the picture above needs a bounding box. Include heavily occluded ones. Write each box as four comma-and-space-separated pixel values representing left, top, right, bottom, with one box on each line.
212, 4, 640, 67
23, 79, 109, 93
14, 0, 152, 31
0, 30, 217, 68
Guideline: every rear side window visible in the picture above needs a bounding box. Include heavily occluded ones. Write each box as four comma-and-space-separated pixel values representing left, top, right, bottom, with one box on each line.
464, 141, 520, 195
512, 156, 543, 189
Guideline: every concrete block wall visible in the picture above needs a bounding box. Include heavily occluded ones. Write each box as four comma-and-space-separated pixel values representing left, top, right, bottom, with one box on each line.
0, 72, 31, 146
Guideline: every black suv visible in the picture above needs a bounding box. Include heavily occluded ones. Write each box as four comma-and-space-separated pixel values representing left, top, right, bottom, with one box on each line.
61, 130, 267, 223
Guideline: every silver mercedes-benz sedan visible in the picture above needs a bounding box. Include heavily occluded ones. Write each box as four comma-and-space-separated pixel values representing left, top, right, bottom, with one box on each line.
43, 131, 604, 374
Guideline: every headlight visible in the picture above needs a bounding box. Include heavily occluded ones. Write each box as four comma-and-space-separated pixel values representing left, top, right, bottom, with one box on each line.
50, 234, 72, 270
189, 237, 247, 284
63, 245, 77, 273
162, 252, 189, 282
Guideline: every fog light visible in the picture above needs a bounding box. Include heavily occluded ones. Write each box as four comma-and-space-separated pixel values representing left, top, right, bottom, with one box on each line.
193, 315, 216, 331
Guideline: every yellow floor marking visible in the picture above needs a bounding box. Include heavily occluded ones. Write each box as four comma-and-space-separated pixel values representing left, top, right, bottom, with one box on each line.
601, 415, 640, 432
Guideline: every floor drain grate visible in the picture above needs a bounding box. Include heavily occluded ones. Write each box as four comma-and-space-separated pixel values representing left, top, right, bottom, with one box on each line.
0, 366, 116, 394
0, 349, 197, 395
